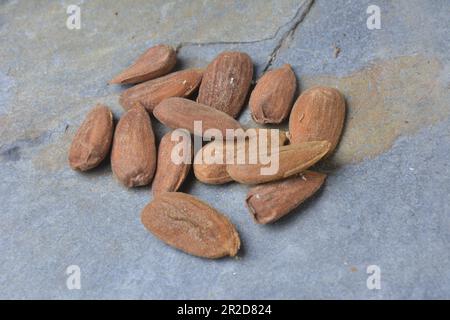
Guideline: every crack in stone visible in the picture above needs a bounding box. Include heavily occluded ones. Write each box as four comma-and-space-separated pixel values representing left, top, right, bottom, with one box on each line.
262, 0, 315, 73
175, 23, 286, 52
175, 0, 314, 53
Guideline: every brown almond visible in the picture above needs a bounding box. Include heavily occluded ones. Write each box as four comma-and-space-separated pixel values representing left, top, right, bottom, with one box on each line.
119, 69, 203, 112
289, 86, 346, 156
68, 104, 114, 171
194, 139, 234, 184
110, 44, 176, 84
141, 192, 240, 259
226, 141, 330, 184
194, 129, 288, 184
153, 97, 242, 139
197, 51, 253, 118
235, 128, 289, 156
111, 103, 156, 187
246, 171, 326, 224
151, 130, 192, 196
249, 64, 296, 124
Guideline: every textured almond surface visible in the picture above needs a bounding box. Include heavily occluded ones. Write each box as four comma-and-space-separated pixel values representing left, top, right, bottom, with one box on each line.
141, 192, 240, 259
249, 64, 296, 124
226, 140, 330, 184
68, 104, 114, 171
194, 129, 288, 184
111, 104, 156, 187
246, 171, 326, 224
235, 128, 289, 156
110, 44, 176, 84
289, 86, 346, 156
197, 51, 253, 118
119, 69, 203, 112
194, 139, 234, 184
153, 97, 242, 139
152, 130, 192, 196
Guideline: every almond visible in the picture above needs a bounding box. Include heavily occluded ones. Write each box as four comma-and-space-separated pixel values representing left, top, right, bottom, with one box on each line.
119, 69, 203, 112
153, 97, 242, 139
197, 51, 253, 118
194, 139, 234, 185
246, 171, 326, 224
110, 44, 176, 84
68, 104, 114, 171
249, 64, 296, 124
289, 86, 346, 156
194, 129, 288, 185
226, 141, 330, 184
151, 130, 192, 196
141, 192, 240, 259
111, 103, 156, 187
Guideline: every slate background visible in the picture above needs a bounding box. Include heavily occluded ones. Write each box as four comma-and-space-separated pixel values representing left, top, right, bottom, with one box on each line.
0, 0, 449, 299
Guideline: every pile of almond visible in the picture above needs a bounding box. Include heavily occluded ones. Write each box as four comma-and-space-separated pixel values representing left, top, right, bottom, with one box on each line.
68, 44, 346, 259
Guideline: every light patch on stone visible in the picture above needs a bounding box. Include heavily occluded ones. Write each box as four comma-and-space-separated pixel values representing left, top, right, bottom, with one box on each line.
0, 71, 15, 116
32, 130, 75, 172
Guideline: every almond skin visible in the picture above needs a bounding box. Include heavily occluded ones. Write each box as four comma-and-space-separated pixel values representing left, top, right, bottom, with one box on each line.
151, 130, 192, 196
141, 192, 241, 259
194, 129, 288, 185
110, 44, 176, 84
246, 171, 326, 224
119, 69, 203, 112
226, 140, 330, 184
289, 86, 346, 157
249, 64, 296, 124
193, 139, 234, 184
153, 97, 242, 139
68, 104, 114, 171
111, 104, 156, 187
197, 51, 253, 118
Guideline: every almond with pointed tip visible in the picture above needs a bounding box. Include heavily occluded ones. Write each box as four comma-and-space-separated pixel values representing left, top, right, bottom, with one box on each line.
246, 171, 326, 224
197, 51, 253, 118
249, 64, 296, 124
119, 69, 203, 112
68, 104, 114, 171
153, 97, 242, 139
194, 129, 288, 184
110, 44, 176, 84
111, 103, 156, 187
226, 140, 330, 184
289, 86, 346, 157
194, 140, 234, 184
141, 192, 241, 259
151, 130, 192, 196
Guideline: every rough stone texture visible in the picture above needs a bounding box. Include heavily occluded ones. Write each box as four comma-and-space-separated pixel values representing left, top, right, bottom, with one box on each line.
0, 0, 449, 299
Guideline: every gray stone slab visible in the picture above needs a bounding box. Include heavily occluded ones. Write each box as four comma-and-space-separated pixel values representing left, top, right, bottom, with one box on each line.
0, 0, 449, 299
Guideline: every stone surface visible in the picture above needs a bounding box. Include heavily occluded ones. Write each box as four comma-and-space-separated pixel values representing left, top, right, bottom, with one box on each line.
0, 0, 449, 299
